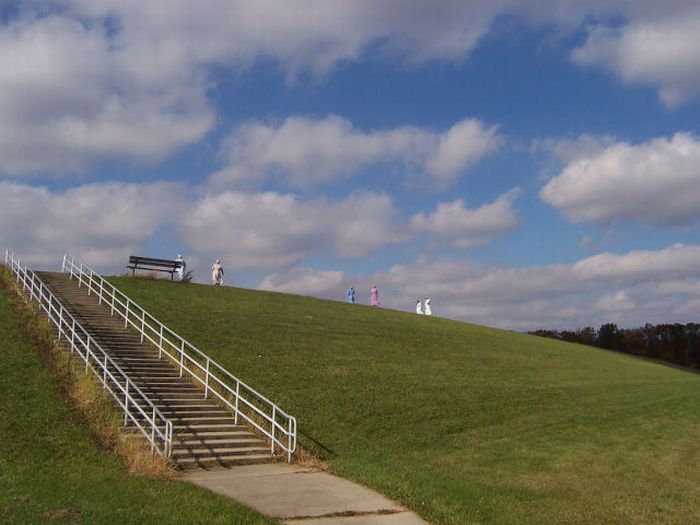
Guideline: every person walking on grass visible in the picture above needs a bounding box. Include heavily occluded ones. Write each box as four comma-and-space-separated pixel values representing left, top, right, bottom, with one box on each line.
347, 286, 355, 304
424, 297, 432, 316
370, 284, 380, 307
211, 259, 224, 286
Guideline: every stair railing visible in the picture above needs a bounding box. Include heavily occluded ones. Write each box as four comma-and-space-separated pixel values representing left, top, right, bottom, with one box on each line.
4, 250, 173, 458
62, 254, 297, 462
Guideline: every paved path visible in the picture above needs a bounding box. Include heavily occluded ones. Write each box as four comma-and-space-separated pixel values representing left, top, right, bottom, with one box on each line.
183, 464, 429, 524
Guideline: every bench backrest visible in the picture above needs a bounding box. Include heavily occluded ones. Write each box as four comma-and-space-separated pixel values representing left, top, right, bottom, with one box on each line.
128, 256, 180, 269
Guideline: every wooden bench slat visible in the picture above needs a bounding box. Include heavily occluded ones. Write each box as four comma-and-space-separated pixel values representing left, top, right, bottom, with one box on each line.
129, 256, 180, 265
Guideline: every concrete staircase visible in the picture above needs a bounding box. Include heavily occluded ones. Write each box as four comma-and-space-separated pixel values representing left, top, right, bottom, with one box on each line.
36, 271, 273, 469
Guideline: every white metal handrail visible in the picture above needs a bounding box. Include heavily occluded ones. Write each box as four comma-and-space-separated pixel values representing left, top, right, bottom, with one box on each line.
62, 254, 297, 461
4, 250, 173, 458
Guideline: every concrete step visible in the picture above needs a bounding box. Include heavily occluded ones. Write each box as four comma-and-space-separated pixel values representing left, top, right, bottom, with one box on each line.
171, 446, 269, 459
174, 437, 263, 448
160, 410, 230, 418
176, 454, 272, 470
173, 423, 249, 433
131, 382, 198, 391
171, 415, 238, 424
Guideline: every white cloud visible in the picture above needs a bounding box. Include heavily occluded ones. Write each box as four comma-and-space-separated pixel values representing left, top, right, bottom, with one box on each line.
533, 134, 618, 164
0, 181, 182, 267
426, 119, 501, 184
540, 133, 700, 226
367, 243, 700, 330
210, 116, 501, 189
411, 189, 521, 248
571, 4, 700, 107
258, 268, 346, 298
0, 14, 213, 175
65, 0, 509, 80
5, 1, 699, 176
181, 190, 408, 272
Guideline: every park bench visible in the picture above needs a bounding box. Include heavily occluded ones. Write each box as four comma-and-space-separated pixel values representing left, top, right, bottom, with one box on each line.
126, 256, 182, 280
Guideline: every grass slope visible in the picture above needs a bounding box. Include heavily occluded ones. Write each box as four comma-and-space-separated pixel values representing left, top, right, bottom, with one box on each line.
0, 284, 275, 525
112, 278, 700, 524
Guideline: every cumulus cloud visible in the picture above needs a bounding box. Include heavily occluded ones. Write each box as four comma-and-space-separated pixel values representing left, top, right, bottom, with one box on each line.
181, 190, 408, 271
368, 243, 700, 330
0, 1, 524, 177
0, 181, 182, 266
258, 268, 346, 297
6, 1, 700, 176
65, 0, 509, 80
571, 3, 700, 107
0, 14, 213, 175
210, 116, 501, 188
411, 189, 521, 248
540, 133, 700, 226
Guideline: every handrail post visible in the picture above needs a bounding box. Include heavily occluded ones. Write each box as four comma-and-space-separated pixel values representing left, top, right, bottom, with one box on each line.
85, 336, 90, 370
58, 307, 64, 340
151, 407, 156, 453
103, 355, 107, 388
204, 359, 210, 399
234, 380, 240, 424
271, 406, 276, 454
166, 421, 173, 457
140, 310, 145, 343
179, 339, 185, 377
159, 325, 163, 358
288, 419, 293, 462
71, 319, 76, 353
124, 382, 130, 425
124, 298, 130, 328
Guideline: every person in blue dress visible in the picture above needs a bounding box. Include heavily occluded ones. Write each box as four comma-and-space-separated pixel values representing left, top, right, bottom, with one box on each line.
347, 286, 355, 304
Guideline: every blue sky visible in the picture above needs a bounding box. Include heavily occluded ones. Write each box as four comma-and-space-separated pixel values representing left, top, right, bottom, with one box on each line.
3, 1, 700, 330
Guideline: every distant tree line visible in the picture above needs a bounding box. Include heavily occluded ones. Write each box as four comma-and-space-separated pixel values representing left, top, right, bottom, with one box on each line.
529, 323, 700, 369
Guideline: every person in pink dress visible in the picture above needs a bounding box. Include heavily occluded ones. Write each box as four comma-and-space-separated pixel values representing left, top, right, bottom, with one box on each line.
370, 284, 380, 307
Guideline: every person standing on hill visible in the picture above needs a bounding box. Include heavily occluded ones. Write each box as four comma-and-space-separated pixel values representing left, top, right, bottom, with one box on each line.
347, 286, 355, 304
424, 297, 432, 316
175, 254, 186, 281
370, 284, 380, 307
416, 299, 423, 314
211, 259, 224, 286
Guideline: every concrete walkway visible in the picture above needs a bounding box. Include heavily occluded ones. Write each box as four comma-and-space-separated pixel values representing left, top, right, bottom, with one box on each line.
183, 464, 429, 524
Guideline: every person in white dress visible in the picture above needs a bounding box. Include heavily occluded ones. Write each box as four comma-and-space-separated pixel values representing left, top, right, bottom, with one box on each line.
415, 299, 423, 314
211, 259, 224, 286
424, 297, 432, 316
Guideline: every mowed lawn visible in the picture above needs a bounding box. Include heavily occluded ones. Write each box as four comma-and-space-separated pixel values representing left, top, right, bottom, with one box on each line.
113, 277, 700, 524
0, 285, 275, 525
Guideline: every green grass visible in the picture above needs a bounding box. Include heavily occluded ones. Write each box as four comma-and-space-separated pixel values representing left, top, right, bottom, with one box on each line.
107, 277, 700, 524
0, 282, 275, 525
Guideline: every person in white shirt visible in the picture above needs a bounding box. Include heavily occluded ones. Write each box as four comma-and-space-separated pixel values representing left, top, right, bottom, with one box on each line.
424, 297, 432, 316
175, 254, 186, 281
416, 299, 423, 314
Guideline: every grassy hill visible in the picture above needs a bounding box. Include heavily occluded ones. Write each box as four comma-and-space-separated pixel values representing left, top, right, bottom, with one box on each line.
0, 281, 275, 525
71, 278, 700, 523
